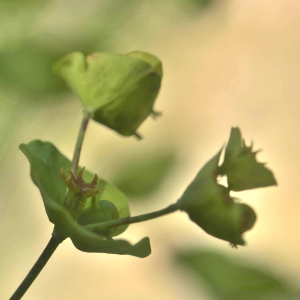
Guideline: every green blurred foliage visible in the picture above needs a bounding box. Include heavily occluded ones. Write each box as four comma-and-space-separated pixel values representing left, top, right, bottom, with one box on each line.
0, 0, 139, 99
177, 0, 215, 10
176, 250, 299, 300
0, 42, 66, 96
0, 0, 215, 104
188, 0, 214, 9
113, 150, 178, 199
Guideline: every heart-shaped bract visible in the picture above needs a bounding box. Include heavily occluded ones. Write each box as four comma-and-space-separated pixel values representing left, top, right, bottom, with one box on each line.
20, 140, 151, 257
53, 51, 162, 136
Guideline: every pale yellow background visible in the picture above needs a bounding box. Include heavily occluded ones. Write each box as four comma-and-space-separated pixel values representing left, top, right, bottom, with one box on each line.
1, 0, 300, 299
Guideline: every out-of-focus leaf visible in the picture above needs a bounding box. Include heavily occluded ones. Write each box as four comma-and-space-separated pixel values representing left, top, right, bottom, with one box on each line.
220, 127, 277, 191
188, 0, 214, 9
19, 140, 151, 257
0, 40, 104, 98
0, 0, 48, 8
113, 150, 177, 198
182, 0, 214, 9
176, 250, 299, 300
173, 0, 215, 14
0, 43, 65, 96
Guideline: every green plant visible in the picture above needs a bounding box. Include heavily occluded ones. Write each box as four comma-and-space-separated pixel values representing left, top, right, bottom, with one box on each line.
9, 51, 276, 300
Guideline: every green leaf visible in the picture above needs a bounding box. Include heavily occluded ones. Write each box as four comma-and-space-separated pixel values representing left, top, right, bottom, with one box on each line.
221, 127, 277, 191
113, 150, 177, 198
19, 140, 151, 258
53, 51, 162, 136
176, 250, 299, 300
178, 149, 256, 246
0, 44, 55, 96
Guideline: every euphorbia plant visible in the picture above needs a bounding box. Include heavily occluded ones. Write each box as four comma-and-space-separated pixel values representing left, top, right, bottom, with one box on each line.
9, 51, 277, 300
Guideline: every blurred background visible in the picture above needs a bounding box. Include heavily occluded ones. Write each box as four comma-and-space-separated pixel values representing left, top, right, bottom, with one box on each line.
1, 0, 300, 299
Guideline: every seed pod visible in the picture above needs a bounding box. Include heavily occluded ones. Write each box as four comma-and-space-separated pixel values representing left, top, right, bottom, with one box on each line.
77, 200, 119, 237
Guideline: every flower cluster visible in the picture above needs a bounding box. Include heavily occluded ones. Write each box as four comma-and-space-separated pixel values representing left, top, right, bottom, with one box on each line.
60, 167, 99, 219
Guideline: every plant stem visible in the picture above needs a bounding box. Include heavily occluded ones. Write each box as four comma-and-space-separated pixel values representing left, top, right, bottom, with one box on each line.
85, 202, 179, 232
9, 236, 61, 300
71, 110, 90, 175
10, 111, 91, 299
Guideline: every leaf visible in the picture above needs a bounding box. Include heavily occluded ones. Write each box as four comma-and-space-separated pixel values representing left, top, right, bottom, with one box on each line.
113, 150, 177, 198
176, 249, 299, 300
221, 127, 277, 191
53, 51, 162, 136
19, 140, 151, 258
0, 42, 66, 97
178, 149, 256, 246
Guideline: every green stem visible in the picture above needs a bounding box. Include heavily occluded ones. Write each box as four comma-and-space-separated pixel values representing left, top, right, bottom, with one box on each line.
10, 111, 91, 299
9, 236, 61, 300
71, 110, 90, 175
85, 203, 179, 232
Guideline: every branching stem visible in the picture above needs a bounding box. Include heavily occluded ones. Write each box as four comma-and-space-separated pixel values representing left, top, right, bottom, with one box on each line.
85, 203, 179, 232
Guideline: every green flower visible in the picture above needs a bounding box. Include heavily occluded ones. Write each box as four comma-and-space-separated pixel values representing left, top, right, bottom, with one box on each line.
60, 167, 99, 219
53, 51, 163, 136
20, 140, 151, 258
60, 168, 121, 237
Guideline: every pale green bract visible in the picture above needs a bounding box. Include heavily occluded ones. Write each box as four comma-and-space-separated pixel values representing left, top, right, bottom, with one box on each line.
19, 140, 151, 258
53, 51, 162, 136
